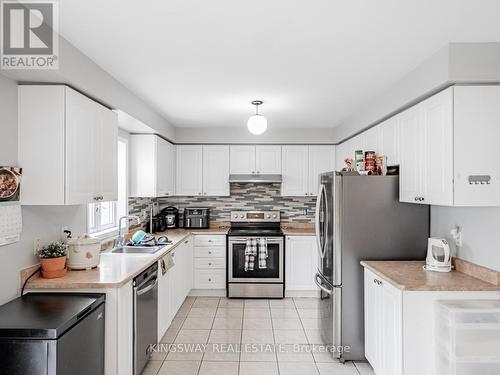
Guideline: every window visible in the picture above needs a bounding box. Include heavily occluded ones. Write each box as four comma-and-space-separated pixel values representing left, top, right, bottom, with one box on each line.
88, 137, 128, 236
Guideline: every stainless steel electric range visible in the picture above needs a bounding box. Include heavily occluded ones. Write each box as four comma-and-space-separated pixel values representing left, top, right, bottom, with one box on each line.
227, 211, 284, 299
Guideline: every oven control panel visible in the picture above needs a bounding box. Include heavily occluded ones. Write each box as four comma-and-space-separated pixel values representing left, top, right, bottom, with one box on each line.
230, 211, 280, 223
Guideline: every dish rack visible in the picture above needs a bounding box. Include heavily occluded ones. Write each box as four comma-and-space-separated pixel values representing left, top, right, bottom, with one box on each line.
436, 300, 500, 375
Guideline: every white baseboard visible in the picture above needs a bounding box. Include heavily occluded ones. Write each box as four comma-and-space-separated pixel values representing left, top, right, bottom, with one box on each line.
285, 290, 320, 298
188, 289, 319, 298
189, 289, 226, 297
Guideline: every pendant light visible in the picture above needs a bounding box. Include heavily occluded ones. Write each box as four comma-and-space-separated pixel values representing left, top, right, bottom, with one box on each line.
247, 100, 268, 135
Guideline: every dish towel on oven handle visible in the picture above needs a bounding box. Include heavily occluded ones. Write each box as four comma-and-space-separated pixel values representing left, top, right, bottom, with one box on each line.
258, 238, 268, 269
244, 238, 258, 271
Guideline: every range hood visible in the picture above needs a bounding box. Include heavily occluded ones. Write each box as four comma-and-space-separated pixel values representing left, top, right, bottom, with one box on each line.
229, 174, 282, 184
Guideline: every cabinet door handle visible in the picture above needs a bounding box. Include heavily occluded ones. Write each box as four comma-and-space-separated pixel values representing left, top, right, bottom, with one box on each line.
373, 279, 383, 285
208, 251, 212, 254
208, 278, 212, 282
184, 240, 189, 244
208, 262, 212, 266
414, 196, 419, 201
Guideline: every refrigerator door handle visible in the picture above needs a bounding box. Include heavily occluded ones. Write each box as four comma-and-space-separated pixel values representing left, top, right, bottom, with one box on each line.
314, 273, 333, 295
315, 183, 326, 259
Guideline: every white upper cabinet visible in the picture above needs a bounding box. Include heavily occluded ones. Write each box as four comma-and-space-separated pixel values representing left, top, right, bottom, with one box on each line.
19, 85, 118, 205
157, 138, 176, 197
282, 145, 335, 196
421, 88, 454, 205
335, 116, 401, 171
176, 145, 203, 196
453, 86, 500, 206
203, 145, 230, 196
95, 105, 119, 202
282, 145, 309, 196
130, 135, 175, 197
308, 146, 335, 195
230, 145, 281, 174
378, 116, 400, 167
176, 145, 229, 196
255, 145, 282, 174
400, 87, 454, 206
399, 105, 423, 204
230, 145, 255, 174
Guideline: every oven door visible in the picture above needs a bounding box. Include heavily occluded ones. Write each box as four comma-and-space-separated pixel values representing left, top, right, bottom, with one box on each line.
228, 237, 283, 283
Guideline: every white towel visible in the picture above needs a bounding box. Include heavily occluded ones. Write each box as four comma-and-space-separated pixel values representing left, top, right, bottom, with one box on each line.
244, 238, 257, 271
258, 238, 268, 269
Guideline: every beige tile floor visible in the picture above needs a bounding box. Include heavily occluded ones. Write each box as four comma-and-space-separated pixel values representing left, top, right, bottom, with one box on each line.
142, 297, 375, 375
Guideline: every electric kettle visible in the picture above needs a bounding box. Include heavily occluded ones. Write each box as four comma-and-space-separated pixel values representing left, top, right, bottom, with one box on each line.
424, 238, 451, 272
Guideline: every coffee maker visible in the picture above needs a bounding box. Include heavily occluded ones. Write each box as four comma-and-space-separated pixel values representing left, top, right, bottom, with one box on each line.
161, 206, 179, 229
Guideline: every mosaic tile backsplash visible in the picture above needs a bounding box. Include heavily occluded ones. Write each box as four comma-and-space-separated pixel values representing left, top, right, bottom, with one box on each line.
128, 183, 316, 228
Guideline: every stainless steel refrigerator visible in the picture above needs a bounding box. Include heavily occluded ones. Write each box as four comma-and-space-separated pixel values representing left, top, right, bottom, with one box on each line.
314, 172, 429, 361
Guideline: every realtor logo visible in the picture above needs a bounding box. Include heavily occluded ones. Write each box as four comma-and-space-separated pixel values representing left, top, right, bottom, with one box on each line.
1, 0, 58, 69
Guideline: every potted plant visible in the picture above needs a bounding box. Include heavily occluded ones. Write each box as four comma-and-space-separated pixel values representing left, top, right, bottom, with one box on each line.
37, 242, 68, 278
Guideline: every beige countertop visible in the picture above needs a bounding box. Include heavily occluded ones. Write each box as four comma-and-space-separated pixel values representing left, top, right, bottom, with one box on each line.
25, 227, 228, 290
361, 260, 500, 292
281, 224, 315, 236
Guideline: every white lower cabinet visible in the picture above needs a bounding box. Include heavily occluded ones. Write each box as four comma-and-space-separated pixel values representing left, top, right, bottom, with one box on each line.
193, 235, 226, 290
285, 236, 318, 292
364, 268, 402, 375
158, 236, 193, 341
364, 268, 500, 375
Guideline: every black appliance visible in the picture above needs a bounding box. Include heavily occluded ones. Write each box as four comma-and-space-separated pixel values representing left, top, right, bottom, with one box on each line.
0, 293, 105, 375
184, 207, 210, 229
227, 211, 284, 299
133, 263, 158, 375
146, 213, 166, 233
161, 206, 179, 229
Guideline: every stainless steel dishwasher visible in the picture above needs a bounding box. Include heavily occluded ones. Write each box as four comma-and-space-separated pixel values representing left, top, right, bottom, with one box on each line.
133, 263, 158, 375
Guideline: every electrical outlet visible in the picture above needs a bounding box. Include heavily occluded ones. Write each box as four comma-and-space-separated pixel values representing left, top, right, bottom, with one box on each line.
450, 226, 463, 247
33, 238, 42, 255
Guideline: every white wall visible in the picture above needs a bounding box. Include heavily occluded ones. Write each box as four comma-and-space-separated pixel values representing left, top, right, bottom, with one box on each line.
0, 74, 88, 305
431, 206, 500, 272
332, 43, 500, 144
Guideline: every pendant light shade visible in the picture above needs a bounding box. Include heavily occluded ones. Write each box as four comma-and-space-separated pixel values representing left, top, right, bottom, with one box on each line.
247, 100, 267, 135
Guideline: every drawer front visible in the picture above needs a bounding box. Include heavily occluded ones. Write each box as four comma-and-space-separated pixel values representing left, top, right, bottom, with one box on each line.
194, 246, 226, 258
194, 235, 226, 247
194, 269, 226, 289
194, 257, 226, 269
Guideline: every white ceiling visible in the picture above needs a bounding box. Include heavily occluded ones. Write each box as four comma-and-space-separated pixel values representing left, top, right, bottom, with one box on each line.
59, 0, 500, 129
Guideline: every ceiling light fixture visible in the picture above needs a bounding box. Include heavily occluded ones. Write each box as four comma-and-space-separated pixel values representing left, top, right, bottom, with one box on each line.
247, 100, 268, 135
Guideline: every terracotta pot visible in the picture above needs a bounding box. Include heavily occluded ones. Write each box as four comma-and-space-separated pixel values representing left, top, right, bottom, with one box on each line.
41, 268, 67, 279
40, 256, 67, 272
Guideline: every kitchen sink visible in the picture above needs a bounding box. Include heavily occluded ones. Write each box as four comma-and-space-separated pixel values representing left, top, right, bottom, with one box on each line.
111, 245, 165, 254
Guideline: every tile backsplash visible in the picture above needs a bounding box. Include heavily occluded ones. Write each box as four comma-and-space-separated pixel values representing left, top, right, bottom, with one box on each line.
128, 183, 316, 228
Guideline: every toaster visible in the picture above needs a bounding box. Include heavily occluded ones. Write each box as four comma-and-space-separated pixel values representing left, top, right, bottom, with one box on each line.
184, 208, 210, 229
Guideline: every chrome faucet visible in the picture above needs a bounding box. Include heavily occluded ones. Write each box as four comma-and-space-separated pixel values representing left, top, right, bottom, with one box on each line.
116, 215, 141, 247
